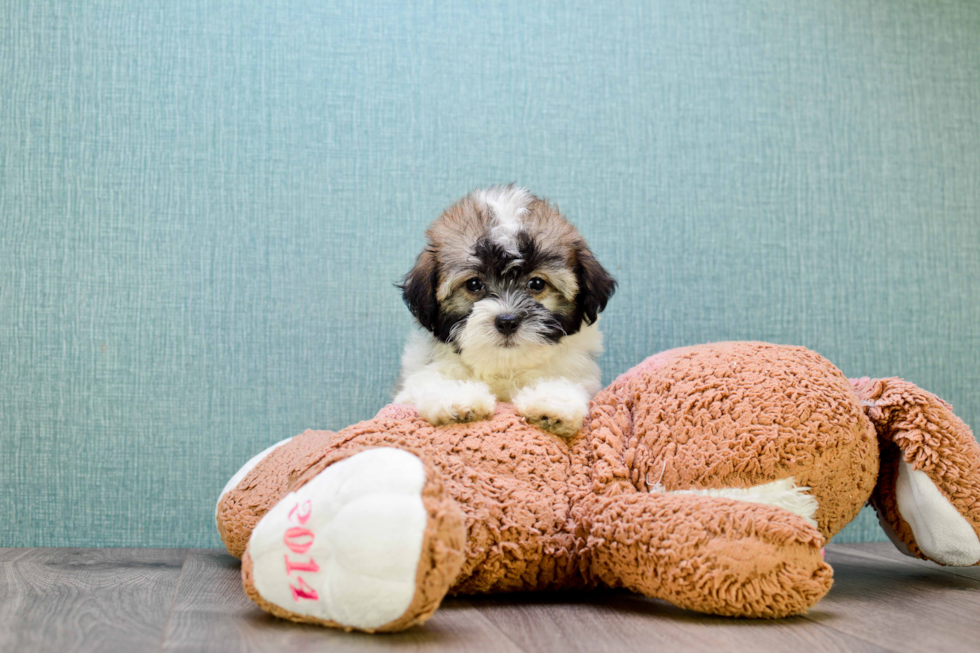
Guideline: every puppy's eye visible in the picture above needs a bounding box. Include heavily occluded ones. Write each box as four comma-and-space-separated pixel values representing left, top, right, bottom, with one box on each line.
465, 278, 484, 292
527, 277, 546, 292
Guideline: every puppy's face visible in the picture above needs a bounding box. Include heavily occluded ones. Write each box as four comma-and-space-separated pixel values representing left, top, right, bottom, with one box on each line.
401, 186, 616, 357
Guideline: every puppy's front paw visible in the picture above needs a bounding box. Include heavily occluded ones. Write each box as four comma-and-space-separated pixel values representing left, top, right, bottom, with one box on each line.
514, 379, 590, 438
412, 381, 496, 426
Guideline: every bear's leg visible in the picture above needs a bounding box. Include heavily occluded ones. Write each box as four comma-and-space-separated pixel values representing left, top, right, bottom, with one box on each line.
582, 492, 832, 618
852, 377, 980, 566
242, 447, 467, 632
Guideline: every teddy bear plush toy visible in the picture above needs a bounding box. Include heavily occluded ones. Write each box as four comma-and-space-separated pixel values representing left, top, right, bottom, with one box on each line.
215, 341, 980, 632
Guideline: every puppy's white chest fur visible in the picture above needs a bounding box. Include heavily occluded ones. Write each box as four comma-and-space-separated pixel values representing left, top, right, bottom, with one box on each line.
398, 323, 604, 401
394, 324, 605, 437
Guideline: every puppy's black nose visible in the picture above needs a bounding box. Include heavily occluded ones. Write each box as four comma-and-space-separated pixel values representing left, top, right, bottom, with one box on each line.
494, 313, 521, 336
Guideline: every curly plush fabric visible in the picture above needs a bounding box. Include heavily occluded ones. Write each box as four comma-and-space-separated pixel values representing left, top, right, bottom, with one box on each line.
215, 341, 980, 631
851, 377, 980, 562
576, 343, 879, 539
218, 430, 338, 558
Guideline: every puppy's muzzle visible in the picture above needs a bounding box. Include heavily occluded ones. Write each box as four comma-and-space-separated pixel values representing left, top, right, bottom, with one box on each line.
494, 313, 522, 336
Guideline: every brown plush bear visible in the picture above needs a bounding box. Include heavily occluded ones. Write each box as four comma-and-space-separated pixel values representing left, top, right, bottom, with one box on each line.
215, 342, 980, 632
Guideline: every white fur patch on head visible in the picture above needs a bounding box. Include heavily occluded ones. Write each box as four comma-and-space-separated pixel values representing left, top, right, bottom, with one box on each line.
652, 476, 819, 527
472, 185, 532, 254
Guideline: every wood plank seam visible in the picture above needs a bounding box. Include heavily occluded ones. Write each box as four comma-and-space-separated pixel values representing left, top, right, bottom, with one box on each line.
156, 549, 190, 653
456, 597, 535, 653
797, 613, 898, 652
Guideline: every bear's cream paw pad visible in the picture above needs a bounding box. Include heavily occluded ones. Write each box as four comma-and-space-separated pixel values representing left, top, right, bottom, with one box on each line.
247, 448, 428, 630
895, 459, 980, 566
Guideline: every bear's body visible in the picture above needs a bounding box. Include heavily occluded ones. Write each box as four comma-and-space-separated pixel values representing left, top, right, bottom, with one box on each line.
216, 342, 980, 632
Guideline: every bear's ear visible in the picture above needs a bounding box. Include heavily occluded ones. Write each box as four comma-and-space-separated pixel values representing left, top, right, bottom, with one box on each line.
399, 247, 440, 332
575, 245, 616, 326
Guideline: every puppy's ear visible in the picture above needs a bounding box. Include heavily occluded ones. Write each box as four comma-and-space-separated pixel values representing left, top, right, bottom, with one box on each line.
399, 247, 439, 332
575, 245, 616, 325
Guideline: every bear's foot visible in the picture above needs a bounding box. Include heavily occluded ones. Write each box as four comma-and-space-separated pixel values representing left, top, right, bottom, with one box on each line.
853, 377, 980, 566
886, 458, 980, 566
587, 492, 833, 618
242, 447, 466, 632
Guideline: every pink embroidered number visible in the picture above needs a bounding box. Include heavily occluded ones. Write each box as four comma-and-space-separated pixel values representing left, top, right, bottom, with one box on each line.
283, 527, 314, 554
283, 501, 320, 602
289, 576, 319, 601
284, 555, 321, 574
288, 500, 312, 525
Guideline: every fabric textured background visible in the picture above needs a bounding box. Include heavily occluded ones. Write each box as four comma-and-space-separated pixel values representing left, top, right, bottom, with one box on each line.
1, 0, 978, 548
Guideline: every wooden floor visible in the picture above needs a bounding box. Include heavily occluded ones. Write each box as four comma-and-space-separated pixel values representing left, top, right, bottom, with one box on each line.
1, 544, 979, 652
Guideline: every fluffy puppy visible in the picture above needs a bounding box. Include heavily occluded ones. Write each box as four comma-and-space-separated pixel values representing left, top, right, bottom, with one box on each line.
394, 185, 616, 437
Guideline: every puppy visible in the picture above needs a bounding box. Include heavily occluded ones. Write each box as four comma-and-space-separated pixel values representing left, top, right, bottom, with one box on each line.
393, 185, 616, 437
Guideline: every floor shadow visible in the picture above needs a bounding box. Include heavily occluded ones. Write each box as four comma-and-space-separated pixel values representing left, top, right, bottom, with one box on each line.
462, 589, 820, 627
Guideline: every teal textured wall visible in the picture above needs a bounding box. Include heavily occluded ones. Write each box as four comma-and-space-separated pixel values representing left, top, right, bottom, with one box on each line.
1, 0, 978, 547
